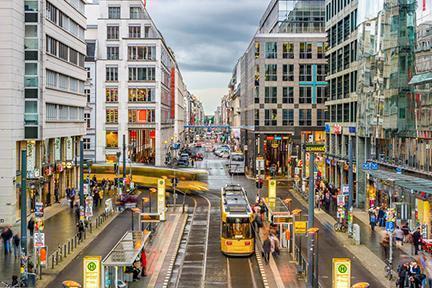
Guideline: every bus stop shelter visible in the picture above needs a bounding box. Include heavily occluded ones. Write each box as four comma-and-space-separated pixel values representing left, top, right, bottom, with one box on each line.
264, 197, 293, 251
102, 231, 150, 288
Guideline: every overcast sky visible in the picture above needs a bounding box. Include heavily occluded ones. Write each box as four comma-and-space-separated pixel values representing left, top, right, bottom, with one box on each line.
148, 0, 269, 114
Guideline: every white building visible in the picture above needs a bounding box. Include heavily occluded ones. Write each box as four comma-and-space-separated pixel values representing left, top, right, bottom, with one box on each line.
0, 0, 87, 225
85, 0, 187, 166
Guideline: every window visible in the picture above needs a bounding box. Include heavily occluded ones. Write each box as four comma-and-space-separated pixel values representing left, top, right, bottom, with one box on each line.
70, 78, 78, 92
282, 43, 294, 59
83, 138, 91, 150
46, 2, 57, 23
337, 104, 342, 122
107, 26, 119, 40
317, 87, 326, 103
46, 70, 57, 87
317, 65, 326, 81
300, 42, 312, 59
264, 42, 277, 59
255, 42, 260, 58
106, 109, 118, 123
59, 74, 69, 90
106, 131, 118, 148
128, 46, 156, 61
46, 103, 57, 120
255, 109, 260, 126
343, 75, 349, 98
130, 7, 143, 19
299, 87, 312, 103
265, 109, 277, 126
254, 87, 259, 103
299, 109, 312, 126
264, 87, 277, 103
85, 67, 91, 79
108, 7, 121, 19
59, 42, 68, 61
337, 76, 343, 99
106, 66, 118, 81
128, 88, 154, 102
282, 109, 294, 126
255, 65, 260, 86
344, 103, 350, 122
128, 109, 155, 123
128, 67, 155, 81
84, 89, 90, 103
84, 113, 90, 128
46, 36, 57, 55
282, 87, 294, 104
300, 65, 312, 81
317, 109, 327, 126
107, 46, 119, 60
144, 26, 151, 38
106, 87, 118, 102
265, 64, 277, 81
129, 25, 141, 38
69, 49, 78, 65
283, 64, 294, 81
317, 42, 325, 59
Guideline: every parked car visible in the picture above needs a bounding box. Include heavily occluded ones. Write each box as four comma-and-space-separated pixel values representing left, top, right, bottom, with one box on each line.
177, 153, 190, 166
214, 145, 230, 157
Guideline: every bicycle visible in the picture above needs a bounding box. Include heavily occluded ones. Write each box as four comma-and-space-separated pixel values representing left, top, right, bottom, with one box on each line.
384, 260, 393, 280
334, 222, 348, 233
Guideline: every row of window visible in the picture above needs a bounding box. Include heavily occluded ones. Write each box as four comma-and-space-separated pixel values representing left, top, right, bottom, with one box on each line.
105, 87, 155, 103
108, 6, 145, 20
329, 71, 357, 100
46, 2, 85, 41
328, 102, 358, 123
108, 46, 155, 61
46, 36, 85, 68
105, 66, 156, 82
66, 0, 85, 15
326, 0, 353, 22
259, 64, 326, 83
328, 11, 357, 49
46, 103, 84, 121
254, 109, 327, 127
256, 86, 327, 104
328, 40, 357, 74
107, 25, 151, 40
256, 42, 325, 59
46, 69, 85, 94
105, 109, 155, 124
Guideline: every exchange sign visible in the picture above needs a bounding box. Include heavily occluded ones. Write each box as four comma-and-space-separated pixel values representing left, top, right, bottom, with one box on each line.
305, 144, 326, 153
333, 258, 351, 288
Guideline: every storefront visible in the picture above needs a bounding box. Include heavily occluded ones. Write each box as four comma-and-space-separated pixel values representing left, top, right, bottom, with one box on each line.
262, 134, 292, 176
129, 129, 155, 165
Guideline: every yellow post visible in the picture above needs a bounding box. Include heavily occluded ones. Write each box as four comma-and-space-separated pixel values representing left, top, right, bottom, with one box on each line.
158, 179, 166, 221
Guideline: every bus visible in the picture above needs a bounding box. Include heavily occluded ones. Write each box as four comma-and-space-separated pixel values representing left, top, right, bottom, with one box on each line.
220, 184, 254, 256
228, 152, 245, 175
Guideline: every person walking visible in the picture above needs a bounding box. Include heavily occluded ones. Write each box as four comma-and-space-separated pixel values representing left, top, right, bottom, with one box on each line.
1, 227, 13, 255
263, 237, 271, 264
12, 233, 20, 258
402, 223, 411, 243
395, 226, 404, 246
397, 263, 410, 288
27, 217, 34, 238
413, 227, 423, 255
77, 221, 85, 241
380, 231, 390, 260
140, 250, 147, 277
369, 212, 377, 231
54, 187, 59, 203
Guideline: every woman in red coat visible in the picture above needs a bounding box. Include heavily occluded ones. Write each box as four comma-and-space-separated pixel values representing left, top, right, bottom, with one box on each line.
141, 250, 147, 277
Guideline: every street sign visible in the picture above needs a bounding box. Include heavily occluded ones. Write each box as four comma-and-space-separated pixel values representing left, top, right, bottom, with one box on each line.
362, 162, 379, 171
305, 144, 326, 153
35, 202, 44, 218
294, 221, 307, 234
332, 258, 351, 288
268, 179, 276, 199
83, 256, 101, 288
158, 179, 166, 221
140, 213, 161, 223
386, 221, 395, 233
342, 185, 349, 195
34, 233, 45, 247
256, 158, 264, 171
337, 195, 345, 206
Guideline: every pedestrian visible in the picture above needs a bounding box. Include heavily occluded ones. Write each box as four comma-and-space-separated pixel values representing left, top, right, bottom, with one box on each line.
94, 189, 100, 208
369, 212, 377, 231
397, 263, 410, 288
77, 221, 84, 241
11, 275, 18, 287
395, 226, 404, 246
402, 223, 410, 243
1, 227, 13, 255
262, 237, 271, 264
74, 204, 80, 222
140, 250, 147, 277
27, 217, 34, 238
413, 227, 423, 255
12, 233, 20, 258
378, 207, 385, 227
380, 231, 390, 260
54, 187, 59, 203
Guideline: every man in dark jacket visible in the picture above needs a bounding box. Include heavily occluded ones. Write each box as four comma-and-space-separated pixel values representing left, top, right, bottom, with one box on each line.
27, 217, 34, 238
412, 227, 422, 255
263, 237, 271, 264
1, 227, 13, 255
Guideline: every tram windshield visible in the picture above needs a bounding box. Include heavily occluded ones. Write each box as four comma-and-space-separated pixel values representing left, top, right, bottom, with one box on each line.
222, 217, 252, 239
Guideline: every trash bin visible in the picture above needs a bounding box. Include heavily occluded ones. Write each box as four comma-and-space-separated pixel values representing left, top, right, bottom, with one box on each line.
352, 282, 370, 288
62, 280, 82, 288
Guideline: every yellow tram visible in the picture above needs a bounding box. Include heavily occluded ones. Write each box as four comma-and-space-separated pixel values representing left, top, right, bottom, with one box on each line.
220, 184, 254, 256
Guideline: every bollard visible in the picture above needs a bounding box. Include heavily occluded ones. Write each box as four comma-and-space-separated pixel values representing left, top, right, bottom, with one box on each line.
64, 244, 67, 257
55, 250, 59, 265
84, 230, 87, 240
74, 235, 77, 247
96, 217, 99, 228
68, 240, 71, 254
51, 255, 55, 269
90, 222, 92, 233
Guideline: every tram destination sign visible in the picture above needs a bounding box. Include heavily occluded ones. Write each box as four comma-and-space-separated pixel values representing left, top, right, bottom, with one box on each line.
305, 144, 326, 153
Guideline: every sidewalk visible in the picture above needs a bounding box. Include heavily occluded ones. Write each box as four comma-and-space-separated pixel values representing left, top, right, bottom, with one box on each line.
0, 196, 110, 282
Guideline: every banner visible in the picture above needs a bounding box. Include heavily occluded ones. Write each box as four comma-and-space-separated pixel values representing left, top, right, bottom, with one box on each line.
83, 256, 101, 288
157, 179, 166, 221
66, 137, 73, 161
54, 138, 61, 161
27, 142, 36, 177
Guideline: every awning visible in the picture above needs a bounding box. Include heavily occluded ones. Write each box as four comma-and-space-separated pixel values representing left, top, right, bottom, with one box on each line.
409, 72, 432, 85
365, 169, 432, 194
102, 230, 149, 266
265, 197, 290, 215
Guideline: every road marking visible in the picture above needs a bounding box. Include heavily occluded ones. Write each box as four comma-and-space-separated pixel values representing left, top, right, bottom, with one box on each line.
248, 257, 258, 288
201, 194, 211, 288
227, 258, 232, 288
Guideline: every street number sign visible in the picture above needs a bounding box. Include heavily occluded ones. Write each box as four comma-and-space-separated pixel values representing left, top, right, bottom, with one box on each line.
333, 258, 351, 288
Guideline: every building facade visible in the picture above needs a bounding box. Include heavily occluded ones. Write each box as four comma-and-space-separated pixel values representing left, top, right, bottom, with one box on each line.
239, 0, 327, 177
85, 0, 187, 166
0, 0, 87, 225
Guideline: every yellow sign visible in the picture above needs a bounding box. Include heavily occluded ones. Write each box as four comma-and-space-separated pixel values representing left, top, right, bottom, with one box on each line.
157, 179, 166, 221
305, 144, 326, 153
83, 256, 101, 288
332, 258, 351, 288
294, 221, 307, 234
268, 179, 276, 199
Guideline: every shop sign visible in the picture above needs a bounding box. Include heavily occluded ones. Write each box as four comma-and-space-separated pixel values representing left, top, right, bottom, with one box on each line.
305, 144, 326, 153
294, 221, 307, 234
157, 179, 166, 221
274, 136, 282, 141
56, 163, 64, 173
34, 233, 45, 247
54, 138, 61, 161
44, 166, 53, 177
268, 179, 276, 199
342, 185, 349, 195
83, 256, 101, 288
26, 142, 36, 177
266, 136, 274, 140
362, 162, 378, 170
348, 127, 356, 133
271, 143, 279, 148
332, 258, 351, 288
325, 124, 331, 133
66, 137, 73, 161
333, 125, 342, 135
35, 202, 44, 218
294, 167, 300, 175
